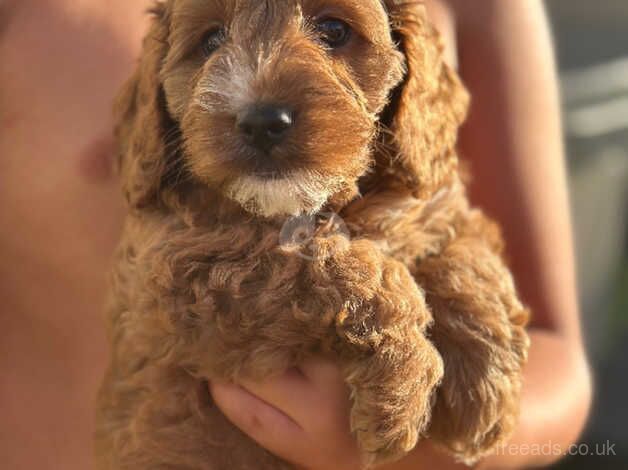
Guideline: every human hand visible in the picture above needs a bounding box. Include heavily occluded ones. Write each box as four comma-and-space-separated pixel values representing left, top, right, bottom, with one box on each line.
209, 357, 364, 470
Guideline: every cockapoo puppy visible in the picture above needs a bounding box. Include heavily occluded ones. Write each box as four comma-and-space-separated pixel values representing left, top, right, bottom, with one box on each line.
95, 0, 530, 468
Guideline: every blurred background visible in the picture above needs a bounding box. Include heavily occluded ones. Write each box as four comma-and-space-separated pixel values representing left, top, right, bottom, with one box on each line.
546, 0, 628, 468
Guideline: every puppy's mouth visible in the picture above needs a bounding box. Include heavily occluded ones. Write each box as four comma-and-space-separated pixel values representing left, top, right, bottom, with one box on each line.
242, 154, 296, 180
224, 170, 341, 218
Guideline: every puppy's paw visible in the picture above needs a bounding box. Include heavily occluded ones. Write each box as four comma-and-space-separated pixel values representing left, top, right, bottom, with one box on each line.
427, 316, 529, 464
412, 221, 531, 463
345, 333, 443, 467
330, 249, 444, 467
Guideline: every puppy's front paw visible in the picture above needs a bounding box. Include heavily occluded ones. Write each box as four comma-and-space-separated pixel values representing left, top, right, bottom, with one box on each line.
412, 222, 531, 463
428, 323, 528, 464
343, 333, 443, 467
328, 247, 444, 467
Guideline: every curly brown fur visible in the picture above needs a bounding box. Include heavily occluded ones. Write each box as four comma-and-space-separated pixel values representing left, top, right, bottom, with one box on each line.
95, 1, 529, 468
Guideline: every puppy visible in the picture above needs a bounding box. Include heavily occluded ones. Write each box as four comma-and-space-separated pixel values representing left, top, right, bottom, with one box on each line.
95, 1, 529, 468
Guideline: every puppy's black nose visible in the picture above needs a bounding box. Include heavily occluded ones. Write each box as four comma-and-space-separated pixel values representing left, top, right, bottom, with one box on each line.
237, 105, 293, 152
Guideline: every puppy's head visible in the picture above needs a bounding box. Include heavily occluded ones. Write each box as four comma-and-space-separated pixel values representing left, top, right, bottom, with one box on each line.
117, 0, 467, 217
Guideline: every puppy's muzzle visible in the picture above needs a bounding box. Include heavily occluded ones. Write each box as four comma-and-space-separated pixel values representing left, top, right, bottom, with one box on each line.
236, 104, 294, 153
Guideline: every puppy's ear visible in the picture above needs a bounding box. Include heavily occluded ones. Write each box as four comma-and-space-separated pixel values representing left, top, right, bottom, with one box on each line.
381, 1, 469, 198
115, 1, 172, 209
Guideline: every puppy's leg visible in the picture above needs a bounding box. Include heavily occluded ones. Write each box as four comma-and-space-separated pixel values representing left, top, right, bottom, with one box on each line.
413, 215, 530, 463
322, 240, 443, 467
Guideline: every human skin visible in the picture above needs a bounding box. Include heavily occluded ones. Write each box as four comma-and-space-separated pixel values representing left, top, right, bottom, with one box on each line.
0, 2, 146, 469
0, 1, 591, 469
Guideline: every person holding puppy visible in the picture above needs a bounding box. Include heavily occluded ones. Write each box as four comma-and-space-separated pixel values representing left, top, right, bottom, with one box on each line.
0, 1, 590, 469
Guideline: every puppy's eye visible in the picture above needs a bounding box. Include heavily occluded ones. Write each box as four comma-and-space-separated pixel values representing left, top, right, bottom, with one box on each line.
201, 27, 226, 57
315, 18, 352, 48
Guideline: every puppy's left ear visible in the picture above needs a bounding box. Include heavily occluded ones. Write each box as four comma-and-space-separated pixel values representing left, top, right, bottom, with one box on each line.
381, 1, 469, 198
115, 1, 173, 209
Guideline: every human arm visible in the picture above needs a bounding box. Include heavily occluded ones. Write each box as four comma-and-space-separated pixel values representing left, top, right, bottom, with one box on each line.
451, 0, 592, 467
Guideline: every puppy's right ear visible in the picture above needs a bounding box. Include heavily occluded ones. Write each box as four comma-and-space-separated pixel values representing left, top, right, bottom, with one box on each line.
114, 1, 172, 209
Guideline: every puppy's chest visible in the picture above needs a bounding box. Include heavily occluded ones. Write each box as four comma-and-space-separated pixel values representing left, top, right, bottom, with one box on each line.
127, 184, 469, 319
134, 217, 339, 309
